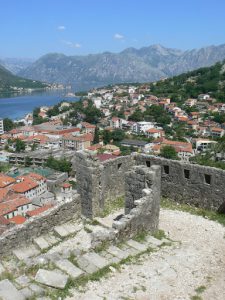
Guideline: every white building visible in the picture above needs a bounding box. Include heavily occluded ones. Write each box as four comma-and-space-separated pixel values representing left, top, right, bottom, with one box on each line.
133, 122, 156, 134
0, 119, 4, 135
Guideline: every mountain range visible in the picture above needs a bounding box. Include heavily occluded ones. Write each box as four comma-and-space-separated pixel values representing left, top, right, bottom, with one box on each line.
0, 57, 34, 74
2, 43, 225, 91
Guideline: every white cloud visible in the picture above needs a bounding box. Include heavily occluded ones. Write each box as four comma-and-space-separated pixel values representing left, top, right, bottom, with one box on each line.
57, 25, 66, 31
114, 33, 124, 40
62, 40, 82, 48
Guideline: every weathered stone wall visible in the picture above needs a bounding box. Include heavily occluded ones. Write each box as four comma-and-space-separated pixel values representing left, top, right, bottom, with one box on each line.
73, 151, 134, 218
113, 165, 161, 240
100, 155, 134, 206
135, 154, 225, 211
0, 194, 81, 257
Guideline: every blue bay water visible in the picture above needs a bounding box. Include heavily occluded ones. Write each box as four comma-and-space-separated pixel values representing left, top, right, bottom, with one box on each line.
0, 91, 79, 120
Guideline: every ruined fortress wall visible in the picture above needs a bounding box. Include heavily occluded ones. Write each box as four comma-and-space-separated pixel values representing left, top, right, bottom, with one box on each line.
73, 151, 134, 218
0, 195, 81, 256
113, 165, 161, 240
100, 155, 134, 205
135, 154, 225, 211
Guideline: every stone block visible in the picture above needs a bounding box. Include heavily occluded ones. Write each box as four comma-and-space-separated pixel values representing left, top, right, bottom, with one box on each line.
0, 262, 5, 276
15, 275, 31, 288
83, 252, 109, 269
33, 236, 50, 251
29, 283, 45, 296
35, 269, 69, 289
13, 245, 40, 261
20, 287, 34, 299
44, 233, 61, 245
54, 225, 70, 238
145, 235, 163, 247
77, 256, 99, 274
0, 279, 25, 300
55, 259, 85, 278
126, 239, 148, 252
106, 245, 129, 260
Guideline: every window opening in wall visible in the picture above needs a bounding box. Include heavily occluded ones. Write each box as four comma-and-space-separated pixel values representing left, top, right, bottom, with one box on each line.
184, 169, 190, 179
118, 163, 122, 170
146, 161, 151, 167
163, 165, 169, 174
204, 174, 211, 185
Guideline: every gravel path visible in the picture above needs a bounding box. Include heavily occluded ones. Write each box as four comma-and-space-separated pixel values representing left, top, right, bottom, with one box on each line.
67, 209, 225, 300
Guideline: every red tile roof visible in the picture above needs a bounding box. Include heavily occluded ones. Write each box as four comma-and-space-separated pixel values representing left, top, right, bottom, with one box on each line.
10, 215, 27, 224
61, 183, 72, 188
0, 195, 31, 216
0, 174, 16, 188
12, 177, 38, 193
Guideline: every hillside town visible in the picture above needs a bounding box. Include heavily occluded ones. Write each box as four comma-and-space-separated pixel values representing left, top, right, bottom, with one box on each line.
0, 83, 225, 230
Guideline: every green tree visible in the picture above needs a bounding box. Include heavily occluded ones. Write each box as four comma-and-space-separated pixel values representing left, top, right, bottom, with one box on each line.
111, 129, 125, 142
15, 139, 25, 152
160, 145, 178, 160
24, 156, 32, 167
128, 109, 143, 122
3, 118, 14, 132
93, 127, 100, 144
45, 156, 72, 173
102, 130, 112, 145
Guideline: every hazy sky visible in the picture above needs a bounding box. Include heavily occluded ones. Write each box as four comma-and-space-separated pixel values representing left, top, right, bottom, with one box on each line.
1, 0, 225, 58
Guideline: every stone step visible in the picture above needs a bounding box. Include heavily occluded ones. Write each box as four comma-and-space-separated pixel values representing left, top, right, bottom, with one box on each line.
0, 279, 25, 300
0, 262, 5, 276
13, 245, 40, 261
44, 233, 61, 245
29, 283, 45, 296
126, 239, 148, 252
100, 251, 120, 264
15, 275, 31, 288
53, 225, 71, 238
120, 244, 139, 256
55, 259, 85, 279
77, 256, 99, 274
83, 252, 109, 269
145, 236, 165, 247
33, 236, 51, 251
63, 222, 83, 234
106, 245, 129, 260
20, 287, 34, 299
35, 269, 69, 289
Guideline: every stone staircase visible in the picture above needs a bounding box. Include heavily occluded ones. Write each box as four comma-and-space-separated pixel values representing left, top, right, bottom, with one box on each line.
0, 219, 173, 300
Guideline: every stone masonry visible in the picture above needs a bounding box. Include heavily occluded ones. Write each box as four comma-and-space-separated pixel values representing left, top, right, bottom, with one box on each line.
0, 194, 81, 257
113, 165, 161, 239
135, 154, 225, 211
73, 151, 134, 218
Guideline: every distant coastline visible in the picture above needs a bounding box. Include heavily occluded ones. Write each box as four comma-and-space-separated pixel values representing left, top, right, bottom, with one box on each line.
0, 90, 79, 120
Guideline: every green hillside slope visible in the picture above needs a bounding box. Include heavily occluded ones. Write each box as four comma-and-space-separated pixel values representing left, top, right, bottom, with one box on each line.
149, 60, 225, 102
0, 64, 49, 92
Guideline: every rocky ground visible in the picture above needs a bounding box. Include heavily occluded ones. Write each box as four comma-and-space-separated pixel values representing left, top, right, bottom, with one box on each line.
67, 209, 225, 300
0, 208, 224, 300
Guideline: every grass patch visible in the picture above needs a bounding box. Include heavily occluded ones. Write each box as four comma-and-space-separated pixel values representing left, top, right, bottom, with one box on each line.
161, 198, 225, 227
84, 226, 92, 233
133, 230, 148, 243
152, 229, 166, 240
94, 241, 110, 253
195, 285, 206, 294
0, 271, 14, 281
191, 296, 203, 300
99, 196, 124, 217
